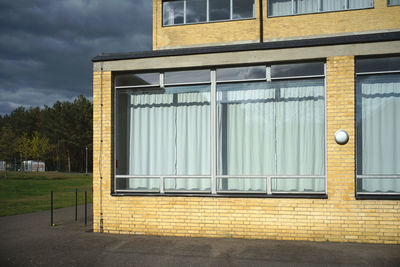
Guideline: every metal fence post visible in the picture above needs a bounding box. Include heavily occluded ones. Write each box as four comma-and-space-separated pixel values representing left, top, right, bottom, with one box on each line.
50, 191, 54, 226
84, 191, 87, 226
75, 188, 78, 221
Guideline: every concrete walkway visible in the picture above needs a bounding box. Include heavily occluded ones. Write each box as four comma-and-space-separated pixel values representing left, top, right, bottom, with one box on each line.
0, 205, 399, 267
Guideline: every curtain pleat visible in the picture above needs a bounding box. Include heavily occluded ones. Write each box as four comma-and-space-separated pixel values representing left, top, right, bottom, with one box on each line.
360, 75, 400, 193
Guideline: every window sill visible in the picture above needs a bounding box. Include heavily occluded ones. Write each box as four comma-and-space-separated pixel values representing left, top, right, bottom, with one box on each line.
356, 194, 400, 200
111, 192, 328, 199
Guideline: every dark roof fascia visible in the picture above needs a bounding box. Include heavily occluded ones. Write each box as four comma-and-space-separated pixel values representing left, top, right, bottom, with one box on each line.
92, 31, 400, 62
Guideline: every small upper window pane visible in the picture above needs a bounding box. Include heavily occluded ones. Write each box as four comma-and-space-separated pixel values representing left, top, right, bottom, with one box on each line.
271, 62, 324, 78
209, 0, 231, 21
163, 1, 184, 26
116, 73, 159, 87
348, 0, 373, 9
269, 0, 293, 16
165, 69, 211, 84
296, 0, 319, 14
217, 66, 266, 81
321, 0, 345, 11
186, 0, 207, 23
388, 0, 400, 6
232, 0, 255, 19
356, 56, 400, 74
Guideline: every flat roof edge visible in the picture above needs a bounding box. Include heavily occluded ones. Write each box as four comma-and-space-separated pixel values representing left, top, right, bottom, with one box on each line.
92, 31, 400, 62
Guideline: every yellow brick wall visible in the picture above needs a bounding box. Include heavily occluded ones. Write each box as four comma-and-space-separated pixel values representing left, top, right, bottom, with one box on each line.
153, 0, 400, 50
92, 57, 400, 244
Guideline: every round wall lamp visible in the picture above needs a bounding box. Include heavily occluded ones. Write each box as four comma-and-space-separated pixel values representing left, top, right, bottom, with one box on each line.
334, 130, 349, 145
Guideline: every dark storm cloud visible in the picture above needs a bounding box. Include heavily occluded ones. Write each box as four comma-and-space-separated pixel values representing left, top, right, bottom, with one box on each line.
0, 0, 152, 115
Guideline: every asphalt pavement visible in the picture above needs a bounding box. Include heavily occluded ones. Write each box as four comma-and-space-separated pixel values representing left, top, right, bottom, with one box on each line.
0, 204, 399, 266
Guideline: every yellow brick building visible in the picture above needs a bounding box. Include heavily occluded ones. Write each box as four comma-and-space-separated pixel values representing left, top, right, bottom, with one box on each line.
92, 0, 400, 244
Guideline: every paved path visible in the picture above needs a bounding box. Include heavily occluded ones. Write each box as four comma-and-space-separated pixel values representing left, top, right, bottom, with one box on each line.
0, 205, 399, 266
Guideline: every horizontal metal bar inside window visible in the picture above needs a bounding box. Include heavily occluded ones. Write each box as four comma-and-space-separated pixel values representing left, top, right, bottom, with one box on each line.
356, 70, 400, 76
216, 78, 267, 84
271, 75, 325, 81
115, 84, 161, 89
164, 81, 212, 86
357, 175, 400, 179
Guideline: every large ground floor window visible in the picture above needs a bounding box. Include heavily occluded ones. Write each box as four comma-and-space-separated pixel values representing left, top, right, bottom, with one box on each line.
356, 56, 400, 195
115, 62, 326, 195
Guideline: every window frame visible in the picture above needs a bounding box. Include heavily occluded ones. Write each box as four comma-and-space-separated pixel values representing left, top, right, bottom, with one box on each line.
113, 61, 327, 197
355, 55, 400, 199
267, 0, 374, 18
162, 0, 256, 27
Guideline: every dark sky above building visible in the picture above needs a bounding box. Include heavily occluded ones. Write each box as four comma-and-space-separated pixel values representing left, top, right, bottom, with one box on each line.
0, 0, 152, 115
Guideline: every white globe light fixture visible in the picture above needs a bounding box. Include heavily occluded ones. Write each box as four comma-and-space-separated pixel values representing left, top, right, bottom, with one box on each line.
334, 130, 349, 145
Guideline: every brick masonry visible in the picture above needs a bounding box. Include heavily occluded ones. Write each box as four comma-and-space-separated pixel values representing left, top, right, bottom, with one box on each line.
92, 56, 400, 244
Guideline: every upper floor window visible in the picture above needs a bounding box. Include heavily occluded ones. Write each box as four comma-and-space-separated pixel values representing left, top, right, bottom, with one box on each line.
388, 0, 400, 6
163, 0, 256, 26
268, 0, 373, 17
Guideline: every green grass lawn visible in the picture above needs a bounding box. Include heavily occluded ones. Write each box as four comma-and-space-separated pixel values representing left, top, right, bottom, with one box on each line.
0, 171, 93, 217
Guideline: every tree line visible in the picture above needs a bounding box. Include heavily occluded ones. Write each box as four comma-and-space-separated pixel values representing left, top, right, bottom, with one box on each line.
0, 95, 92, 173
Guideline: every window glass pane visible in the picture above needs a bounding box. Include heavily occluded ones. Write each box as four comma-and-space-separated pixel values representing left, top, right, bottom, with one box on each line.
165, 69, 210, 84
186, 0, 207, 23
232, 0, 255, 19
389, 0, 400, 6
116, 90, 130, 175
321, 0, 345, 11
163, 0, 184, 26
296, 0, 319, 14
348, 0, 373, 9
217, 82, 276, 175
269, 0, 293, 16
125, 84, 210, 176
357, 177, 400, 193
116, 73, 159, 87
356, 74, 400, 177
217, 66, 266, 81
217, 178, 266, 192
272, 177, 325, 193
209, 0, 231, 21
271, 62, 324, 78
275, 79, 325, 176
164, 178, 211, 191
116, 178, 160, 191
356, 56, 400, 74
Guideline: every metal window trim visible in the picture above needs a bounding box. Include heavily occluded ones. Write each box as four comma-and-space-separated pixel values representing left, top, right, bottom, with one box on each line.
115, 84, 161, 89
216, 78, 267, 84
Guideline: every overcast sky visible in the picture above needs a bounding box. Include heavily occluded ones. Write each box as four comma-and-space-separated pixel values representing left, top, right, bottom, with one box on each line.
0, 0, 152, 115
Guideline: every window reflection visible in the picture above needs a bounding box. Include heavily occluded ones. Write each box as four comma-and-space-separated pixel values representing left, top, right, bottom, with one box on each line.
186, 0, 207, 23
217, 66, 265, 81
209, 0, 231, 21
163, 1, 184, 26
233, 0, 255, 19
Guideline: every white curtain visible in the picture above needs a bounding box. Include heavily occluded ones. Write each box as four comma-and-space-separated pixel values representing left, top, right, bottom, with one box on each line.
128, 87, 210, 190
269, 0, 293, 16
389, 0, 400, 5
321, 0, 344, 11
217, 80, 325, 192
348, 0, 373, 9
274, 80, 325, 192
359, 75, 400, 193
296, 0, 319, 14
217, 82, 275, 191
